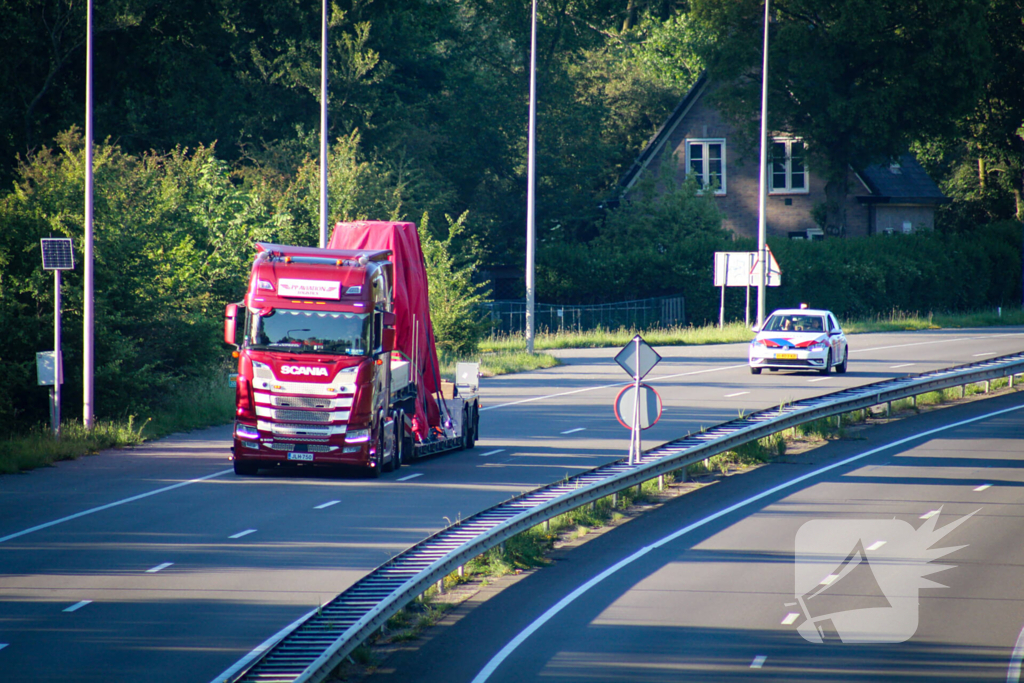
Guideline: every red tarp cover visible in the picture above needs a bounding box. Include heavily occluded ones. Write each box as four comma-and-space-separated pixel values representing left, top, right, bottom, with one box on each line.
328, 221, 441, 438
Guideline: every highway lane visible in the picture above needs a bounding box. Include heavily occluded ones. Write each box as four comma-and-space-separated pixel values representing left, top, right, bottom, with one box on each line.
374, 390, 1024, 683
0, 327, 1021, 681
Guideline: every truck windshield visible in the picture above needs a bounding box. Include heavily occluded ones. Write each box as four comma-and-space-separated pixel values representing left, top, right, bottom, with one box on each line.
248, 309, 371, 356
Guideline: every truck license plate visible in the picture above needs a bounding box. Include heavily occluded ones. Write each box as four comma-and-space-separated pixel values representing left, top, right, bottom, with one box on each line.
775, 353, 797, 360
288, 452, 314, 462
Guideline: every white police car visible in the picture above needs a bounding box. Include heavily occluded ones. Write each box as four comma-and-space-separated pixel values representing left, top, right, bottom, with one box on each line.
749, 307, 848, 375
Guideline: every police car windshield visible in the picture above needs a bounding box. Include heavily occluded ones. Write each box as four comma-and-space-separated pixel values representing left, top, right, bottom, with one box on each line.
248, 309, 370, 356
764, 314, 825, 333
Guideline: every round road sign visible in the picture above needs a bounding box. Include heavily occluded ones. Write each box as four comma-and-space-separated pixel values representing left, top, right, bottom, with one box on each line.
614, 383, 662, 430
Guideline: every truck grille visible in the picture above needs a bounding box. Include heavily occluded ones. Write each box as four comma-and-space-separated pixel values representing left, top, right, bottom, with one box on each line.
267, 442, 336, 453
273, 409, 333, 423
271, 423, 334, 437
272, 396, 333, 409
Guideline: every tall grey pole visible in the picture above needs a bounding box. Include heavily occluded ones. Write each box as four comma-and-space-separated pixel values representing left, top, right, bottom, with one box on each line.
54, 270, 62, 437
83, 0, 95, 428
319, 0, 329, 248
524, 0, 538, 353
756, 0, 770, 329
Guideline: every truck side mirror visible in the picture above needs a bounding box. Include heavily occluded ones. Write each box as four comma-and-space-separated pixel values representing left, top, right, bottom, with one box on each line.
381, 327, 396, 352
224, 303, 239, 346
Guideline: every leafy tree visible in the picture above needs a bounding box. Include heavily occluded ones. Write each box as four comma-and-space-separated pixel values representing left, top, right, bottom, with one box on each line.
691, 0, 991, 236
419, 212, 490, 356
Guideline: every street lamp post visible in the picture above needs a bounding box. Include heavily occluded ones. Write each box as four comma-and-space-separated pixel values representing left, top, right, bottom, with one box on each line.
756, 0, 770, 329
319, 0, 329, 248
524, 0, 538, 353
83, 0, 95, 428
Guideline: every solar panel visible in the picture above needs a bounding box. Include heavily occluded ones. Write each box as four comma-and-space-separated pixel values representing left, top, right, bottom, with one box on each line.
41, 238, 74, 270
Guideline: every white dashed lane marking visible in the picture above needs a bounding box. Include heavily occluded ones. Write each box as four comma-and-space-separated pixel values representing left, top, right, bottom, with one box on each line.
750, 655, 767, 669
867, 541, 887, 551
781, 613, 800, 625
974, 483, 993, 492
560, 428, 586, 435
920, 510, 941, 520
397, 473, 424, 482
479, 449, 505, 457
229, 529, 257, 539
724, 391, 750, 398
146, 562, 173, 573
315, 500, 340, 509
63, 600, 92, 613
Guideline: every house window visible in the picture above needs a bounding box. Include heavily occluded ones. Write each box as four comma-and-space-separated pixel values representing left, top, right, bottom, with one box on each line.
686, 139, 726, 194
770, 139, 807, 194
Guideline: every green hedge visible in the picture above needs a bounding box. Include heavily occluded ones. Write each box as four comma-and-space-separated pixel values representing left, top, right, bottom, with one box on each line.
538, 221, 1023, 326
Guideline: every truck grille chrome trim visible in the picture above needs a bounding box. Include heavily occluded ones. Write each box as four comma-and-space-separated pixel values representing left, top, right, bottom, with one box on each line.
267, 442, 337, 453
272, 409, 335, 423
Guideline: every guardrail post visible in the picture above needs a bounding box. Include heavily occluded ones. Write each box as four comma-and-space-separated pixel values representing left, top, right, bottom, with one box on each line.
886, 401, 891, 417
961, 384, 966, 399
612, 492, 618, 507
543, 519, 550, 531
658, 474, 664, 491
912, 395, 917, 409
985, 380, 990, 393
458, 565, 465, 578
1011, 374, 1015, 388
436, 579, 444, 594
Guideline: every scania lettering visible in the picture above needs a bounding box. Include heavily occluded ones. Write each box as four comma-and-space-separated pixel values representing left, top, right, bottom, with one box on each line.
224, 221, 480, 477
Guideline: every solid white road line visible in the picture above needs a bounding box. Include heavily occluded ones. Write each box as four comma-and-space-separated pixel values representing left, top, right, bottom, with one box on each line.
315, 500, 340, 509
146, 562, 174, 573
781, 613, 800, 625
0, 469, 233, 544
1008, 620, 1024, 682
469, 401, 1024, 683
750, 655, 767, 669
397, 473, 423, 482
725, 391, 750, 398
867, 541, 887, 551
208, 607, 319, 683
920, 510, 941, 520
63, 600, 92, 613
480, 449, 505, 457
975, 484, 993, 492
560, 428, 586, 435
230, 529, 257, 539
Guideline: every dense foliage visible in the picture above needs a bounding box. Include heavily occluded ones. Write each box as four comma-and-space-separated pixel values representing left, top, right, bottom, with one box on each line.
1, 0, 1022, 437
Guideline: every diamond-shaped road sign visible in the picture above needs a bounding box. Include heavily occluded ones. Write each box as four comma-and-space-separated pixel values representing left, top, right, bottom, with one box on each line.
615, 335, 661, 380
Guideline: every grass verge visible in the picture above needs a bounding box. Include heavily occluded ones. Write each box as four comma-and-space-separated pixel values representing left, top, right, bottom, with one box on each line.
0, 370, 234, 475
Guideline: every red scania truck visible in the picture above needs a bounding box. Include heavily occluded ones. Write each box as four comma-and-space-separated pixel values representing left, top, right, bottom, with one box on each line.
223, 221, 480, 476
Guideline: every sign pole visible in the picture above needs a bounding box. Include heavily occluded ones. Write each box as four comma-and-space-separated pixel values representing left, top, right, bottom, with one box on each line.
53, 269, 61, 437
630, 336, 641, 465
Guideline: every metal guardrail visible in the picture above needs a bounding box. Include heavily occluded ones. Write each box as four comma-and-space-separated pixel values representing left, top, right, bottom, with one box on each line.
231, 351, 1024, 683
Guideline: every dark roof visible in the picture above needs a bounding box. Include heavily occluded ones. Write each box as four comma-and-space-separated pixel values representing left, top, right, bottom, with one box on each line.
856, 154, 948, 205
618, 71, 709, 190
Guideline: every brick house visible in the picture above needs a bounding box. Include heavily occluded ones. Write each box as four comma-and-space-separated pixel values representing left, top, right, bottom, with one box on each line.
618, 73, 948, 239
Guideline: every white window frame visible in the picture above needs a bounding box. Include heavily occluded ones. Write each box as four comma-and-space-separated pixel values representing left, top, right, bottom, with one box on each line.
685, 139, 726, 195
769, 137, 809, 195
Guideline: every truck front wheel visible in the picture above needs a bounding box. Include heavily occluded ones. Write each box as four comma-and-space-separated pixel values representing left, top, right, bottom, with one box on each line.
233, 458, 258, 476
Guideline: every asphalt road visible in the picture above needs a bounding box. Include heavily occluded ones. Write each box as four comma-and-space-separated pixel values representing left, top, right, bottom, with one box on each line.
0, 327, 1021, 682
372, 390, 1024, 683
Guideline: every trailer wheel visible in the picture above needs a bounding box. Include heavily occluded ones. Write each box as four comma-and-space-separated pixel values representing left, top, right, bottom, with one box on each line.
233, 459, 258, 476
465, 406, 477, 449
392, 411, 404, 471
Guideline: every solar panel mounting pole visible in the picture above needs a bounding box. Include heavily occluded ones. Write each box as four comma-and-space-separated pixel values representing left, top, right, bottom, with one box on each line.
83, 0, 95, 428
319, 0, 329, 248
756, 0, 770, 330
524, 0, 538, 354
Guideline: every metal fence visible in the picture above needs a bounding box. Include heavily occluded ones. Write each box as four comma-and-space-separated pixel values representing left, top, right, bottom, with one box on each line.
482, 295, 685, 335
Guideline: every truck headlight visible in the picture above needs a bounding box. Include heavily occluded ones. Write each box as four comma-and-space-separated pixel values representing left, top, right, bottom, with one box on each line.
346, 428, 370, 443
235, 423, 260, 441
